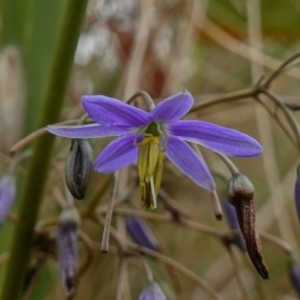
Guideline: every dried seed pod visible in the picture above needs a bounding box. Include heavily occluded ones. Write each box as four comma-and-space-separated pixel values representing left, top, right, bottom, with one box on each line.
228, 173, 269, 279
0, 174, 16, 226
125, 216, 160, 252
65, 139, 92, 199
57, 206, 81, 294
137, 281, 167, 300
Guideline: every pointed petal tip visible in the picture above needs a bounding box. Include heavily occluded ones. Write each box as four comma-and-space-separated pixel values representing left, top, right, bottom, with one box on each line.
150, 90, 194, 122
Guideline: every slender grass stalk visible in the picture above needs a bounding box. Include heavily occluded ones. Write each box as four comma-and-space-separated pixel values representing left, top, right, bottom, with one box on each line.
0, 1, 88, 299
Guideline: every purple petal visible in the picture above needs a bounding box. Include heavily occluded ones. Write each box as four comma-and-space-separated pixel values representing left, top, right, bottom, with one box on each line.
165, 136, 215, 190
125, 216, 160, 252
150, 90, 194, 122
94, 133, 137, 173
47, 124, 133, 138
169, 120, 263, 157
0, 175, 16, 225
82, 95, 152, 126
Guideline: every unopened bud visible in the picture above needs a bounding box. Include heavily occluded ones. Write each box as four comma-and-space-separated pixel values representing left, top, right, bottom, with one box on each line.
65, 139, 92, 199
294, 163, 300, 224
0, 174, 16, 226
227, 173, 269, 279
57, 206, 80, 294
125, 216, 160, 252
137, 281, 167, 300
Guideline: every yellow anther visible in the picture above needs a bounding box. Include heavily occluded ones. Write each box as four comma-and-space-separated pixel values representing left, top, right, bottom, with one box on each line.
140, 136, 160, 146
158, 152, 164, 160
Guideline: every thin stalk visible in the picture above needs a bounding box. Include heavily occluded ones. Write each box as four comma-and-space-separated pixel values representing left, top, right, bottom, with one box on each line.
227, 247, 249, 300
126, 91, 155, 111
116, 257, 129, 300
262, 51, 300, 88
255, 96, 297, 148
0, 1, 89, 299
189, 88, 255, 113
9, 118, 81, 155
262, 89, 300, 148
214, 152, 239, 174
101, 171, 120, 252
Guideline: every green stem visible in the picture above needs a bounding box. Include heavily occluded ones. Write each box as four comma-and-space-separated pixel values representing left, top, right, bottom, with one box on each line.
0, 1, 88, 299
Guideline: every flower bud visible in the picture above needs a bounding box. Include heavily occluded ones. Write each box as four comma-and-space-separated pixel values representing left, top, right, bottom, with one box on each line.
125, 216, 160, 252
65, 139, 92, 199
223, 202, 247, 251
0, 174, 16, 226
137, 281, 167, 300
289, 260, 300, 296
294, 163, 300, 224
57, 206, 81, 294
228, 173, 269, 279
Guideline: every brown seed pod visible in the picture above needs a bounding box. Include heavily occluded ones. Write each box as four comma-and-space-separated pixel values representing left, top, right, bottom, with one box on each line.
228, 173, 269, 279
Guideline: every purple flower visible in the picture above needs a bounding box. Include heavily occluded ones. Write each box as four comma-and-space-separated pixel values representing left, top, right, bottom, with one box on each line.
125, 216, 160, 252
47, 91, 262, 208
0, 174, 16, 226
137, 281, 167, 300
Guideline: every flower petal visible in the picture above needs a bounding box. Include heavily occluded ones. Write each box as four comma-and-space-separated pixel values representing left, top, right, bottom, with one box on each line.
150, 90, 194, 122
82, 95, 152, 126
169, 120, 263, 157
165, 136, 215, 190
94, 133, 137, 173
47, 124, 133, 138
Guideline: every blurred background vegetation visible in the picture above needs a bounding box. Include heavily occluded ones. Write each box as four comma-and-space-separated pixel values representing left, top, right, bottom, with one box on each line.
1, 0, 300, 299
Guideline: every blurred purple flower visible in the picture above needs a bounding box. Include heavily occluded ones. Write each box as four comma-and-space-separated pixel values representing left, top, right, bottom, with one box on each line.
125, 216, 160, 252
57, 206, 80, 294
137, 281, 167, 300
223, 202, 247, 251
0, 174, 16, 226
48, 91, 262, 194
290, 261, 300, 295
294, 164, 300, 223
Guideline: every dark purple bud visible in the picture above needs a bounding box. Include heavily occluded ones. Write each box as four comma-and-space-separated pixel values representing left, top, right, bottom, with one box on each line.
125, 216, 160, 252
223, 202, 247, 251
137, 281, 167, 300
294, 164, 300, 224
289, 261, 300, 295
0, 174, 16, 226
228, 173, 269, 279
65, 139, 92, 199
57, 206, 81, 294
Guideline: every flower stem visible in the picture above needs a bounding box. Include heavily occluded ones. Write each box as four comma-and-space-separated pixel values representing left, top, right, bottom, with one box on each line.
101, 171, 120, 252
126, 91, 156, 111
0, 1, 88, 299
